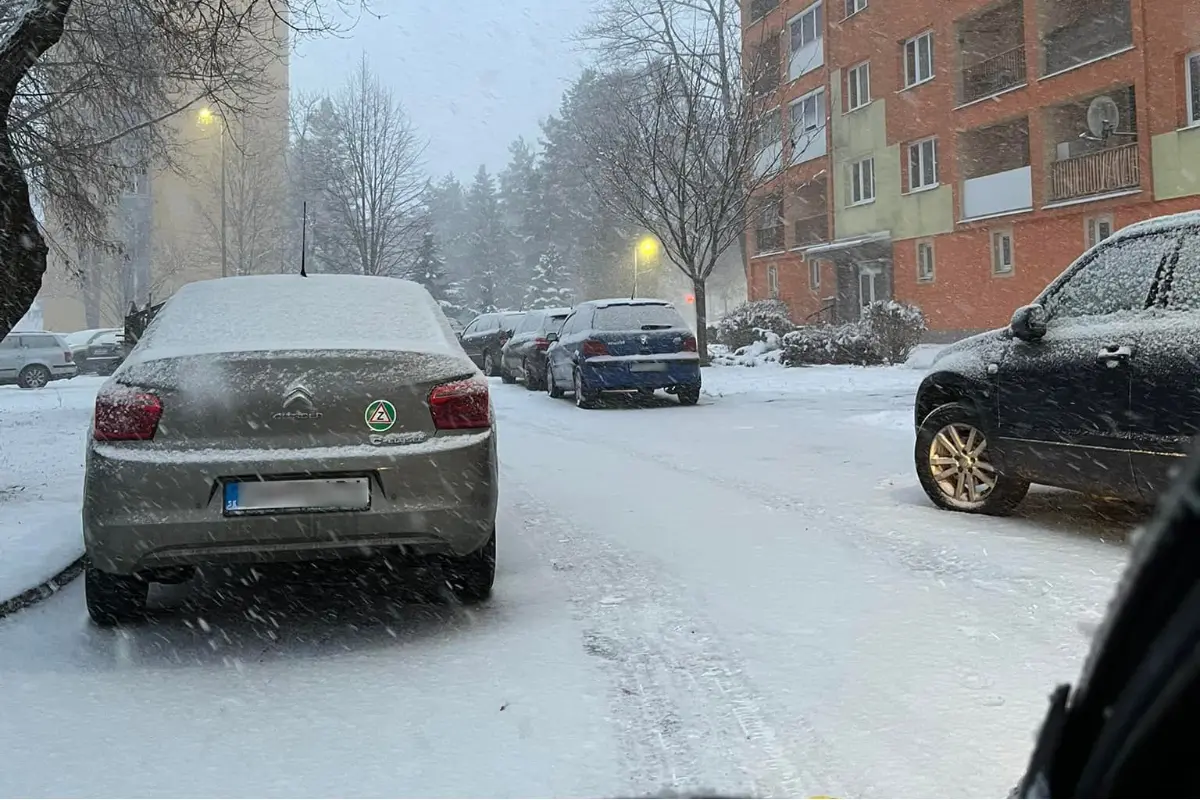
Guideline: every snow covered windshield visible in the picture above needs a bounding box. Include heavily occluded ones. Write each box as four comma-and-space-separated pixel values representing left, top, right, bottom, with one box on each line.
593, 304, 686, 331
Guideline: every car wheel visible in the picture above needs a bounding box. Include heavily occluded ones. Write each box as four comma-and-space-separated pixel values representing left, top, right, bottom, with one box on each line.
547, 366, 564, 398
523, 359, 542, 391
85, 564, 149, 626
483, 350, 499, 377
676, 384, 701, 406
574, 369, 599, 409
915, 402, 1029, 515
500, 362, 517, 384
17, 364, 51, 389
442, 529, 495, 604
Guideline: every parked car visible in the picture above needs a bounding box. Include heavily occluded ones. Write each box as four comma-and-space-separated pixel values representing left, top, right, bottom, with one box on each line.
81, 330, 126, 375
83, 274, 497, 625
545, 298, 701, 408
0, 331, 77, 388
914, 210, 1200, 515
459, 311, 525, 377
64, 328, 120, 371
499, 307, 571, 389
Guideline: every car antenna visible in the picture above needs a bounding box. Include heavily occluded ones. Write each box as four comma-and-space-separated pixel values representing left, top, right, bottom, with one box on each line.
300, 200, 308, 277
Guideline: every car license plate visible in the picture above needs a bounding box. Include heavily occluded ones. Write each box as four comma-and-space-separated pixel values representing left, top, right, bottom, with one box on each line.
223, 477, 370, 515
630, 362, 667, 372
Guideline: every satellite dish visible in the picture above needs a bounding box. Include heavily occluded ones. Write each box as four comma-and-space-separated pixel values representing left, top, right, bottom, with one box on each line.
1087, 96, 1121, 138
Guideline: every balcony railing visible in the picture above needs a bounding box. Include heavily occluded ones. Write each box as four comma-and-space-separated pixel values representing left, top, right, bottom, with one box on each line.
756, 225, 784, 253
1048, 142, 1139, 202
962, 165, 1032, 219
793, 214, 828, 246
961, 46, 1026, 104
1043, 16, 1132, 75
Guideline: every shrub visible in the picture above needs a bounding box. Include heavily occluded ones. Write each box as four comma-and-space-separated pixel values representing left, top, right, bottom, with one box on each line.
712, 299, 796, 350
780, 300, 925, 366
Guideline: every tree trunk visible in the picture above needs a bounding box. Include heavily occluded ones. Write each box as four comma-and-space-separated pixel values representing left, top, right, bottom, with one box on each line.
692, 276, 710, 367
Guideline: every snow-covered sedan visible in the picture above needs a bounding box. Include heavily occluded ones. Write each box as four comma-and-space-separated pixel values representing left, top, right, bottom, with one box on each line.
82, 274, 498, 625
544, 298, 701, 408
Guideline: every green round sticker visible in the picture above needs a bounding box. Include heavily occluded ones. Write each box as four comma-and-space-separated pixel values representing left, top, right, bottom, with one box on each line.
365, 399, 397, 432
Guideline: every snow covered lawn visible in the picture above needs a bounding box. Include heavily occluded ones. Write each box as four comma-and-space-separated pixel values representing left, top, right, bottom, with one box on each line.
0, 377, 104, 604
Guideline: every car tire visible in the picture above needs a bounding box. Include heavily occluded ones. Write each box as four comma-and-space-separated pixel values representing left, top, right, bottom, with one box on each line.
574, 369, 599, 409
915, 401, 1029, 516
547, 367, 564, 398
85, 564, 149, 626
676, 384, 701, 406
443, 529, 495, 604
483, 350, 500, 377
500, 364, 517, 384
17, 364, 51, 389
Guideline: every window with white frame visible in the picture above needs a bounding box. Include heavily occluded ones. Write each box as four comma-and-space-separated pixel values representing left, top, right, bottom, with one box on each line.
789, 2, 824, 79
908, 138, 938, 191
1086, 214, 1114, 249
848, 157, 875, 205
917, 240, 935, 282
809, 258, 821, 289
992, 229, 1014, 275
755, 195, 785, 253
844, 0, 866, 17
1188, 52, 1200, 125
846, 62, 870, 111
904, 31, 934, 87
789, 89, 826, 162
767, 264, 780, 297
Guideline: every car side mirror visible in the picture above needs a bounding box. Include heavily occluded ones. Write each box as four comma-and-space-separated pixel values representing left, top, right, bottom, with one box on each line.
544, 332, 559, 343
1009, 303, 1048, 341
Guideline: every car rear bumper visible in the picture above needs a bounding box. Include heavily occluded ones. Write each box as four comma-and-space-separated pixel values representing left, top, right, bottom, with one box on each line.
84, 430, 498, 575
580, 355, 701, 391
52, 364, 78, 379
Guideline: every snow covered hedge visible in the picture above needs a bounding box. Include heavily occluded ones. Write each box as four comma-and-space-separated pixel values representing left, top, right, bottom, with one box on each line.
781, 301, 926, 366
710, 299, 796, 351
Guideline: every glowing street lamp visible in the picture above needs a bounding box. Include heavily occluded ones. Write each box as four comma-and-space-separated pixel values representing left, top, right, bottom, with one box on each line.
197, 105, 227, 278
632, 236, 658, 299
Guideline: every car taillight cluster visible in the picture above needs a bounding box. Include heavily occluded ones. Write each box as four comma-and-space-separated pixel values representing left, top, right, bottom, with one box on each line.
63, 350, 73, 363
428, 375, 492, 430
681, 335, 697, 352
93, 390, 162, 441
533, 337, 550, 351
581, 339, 608, 357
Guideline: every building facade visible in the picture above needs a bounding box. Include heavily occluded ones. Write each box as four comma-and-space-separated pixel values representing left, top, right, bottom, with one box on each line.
744, 0, 1200, 337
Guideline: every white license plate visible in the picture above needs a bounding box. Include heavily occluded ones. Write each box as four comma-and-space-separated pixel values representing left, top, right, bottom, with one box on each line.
224, 477, 370, 514
629, 362, 668, 372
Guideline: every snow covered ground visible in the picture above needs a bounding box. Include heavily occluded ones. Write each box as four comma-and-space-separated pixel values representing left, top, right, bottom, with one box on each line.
0, 364, 1139, 797
0, 377, 103, 603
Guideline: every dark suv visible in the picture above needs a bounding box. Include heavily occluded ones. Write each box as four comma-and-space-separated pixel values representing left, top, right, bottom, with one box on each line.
458, 311, 524, 377
499, 307, 571, 389
914, 211, 1200, 515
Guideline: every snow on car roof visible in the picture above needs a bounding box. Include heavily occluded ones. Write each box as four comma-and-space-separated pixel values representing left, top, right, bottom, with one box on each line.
1117, 210, 1200, 240
132, 274, 459, 360
587, 298, 672, 308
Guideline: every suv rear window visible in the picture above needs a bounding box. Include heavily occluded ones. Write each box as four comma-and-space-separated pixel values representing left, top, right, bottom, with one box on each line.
592, 304, 686, 331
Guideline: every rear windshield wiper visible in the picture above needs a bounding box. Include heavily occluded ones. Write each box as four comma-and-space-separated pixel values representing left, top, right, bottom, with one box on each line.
640, 323, 672, 330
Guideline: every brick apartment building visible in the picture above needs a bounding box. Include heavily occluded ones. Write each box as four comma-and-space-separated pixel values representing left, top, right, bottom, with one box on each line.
743, 0, 1200, 337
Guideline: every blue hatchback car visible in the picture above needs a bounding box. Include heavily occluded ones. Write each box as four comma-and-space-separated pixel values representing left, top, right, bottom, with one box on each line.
544, 298, 701, 408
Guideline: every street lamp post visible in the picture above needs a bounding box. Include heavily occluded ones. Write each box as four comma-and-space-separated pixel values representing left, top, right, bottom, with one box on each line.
632, 236, 658, 299
197, 106, 228, 278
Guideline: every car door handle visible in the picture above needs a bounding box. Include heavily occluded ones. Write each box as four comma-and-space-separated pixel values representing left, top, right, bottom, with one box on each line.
1097, 344, 1133, 361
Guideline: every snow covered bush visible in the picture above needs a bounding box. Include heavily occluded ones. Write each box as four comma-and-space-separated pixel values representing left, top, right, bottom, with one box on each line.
712, 299, 796, 351
780, 301, 925, 366
711, 330, 784, 367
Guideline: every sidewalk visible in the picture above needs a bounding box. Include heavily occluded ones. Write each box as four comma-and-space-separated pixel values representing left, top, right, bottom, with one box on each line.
0, 377, 105, 608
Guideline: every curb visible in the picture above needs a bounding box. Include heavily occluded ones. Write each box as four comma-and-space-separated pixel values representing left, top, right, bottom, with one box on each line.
0, 555, 85, 621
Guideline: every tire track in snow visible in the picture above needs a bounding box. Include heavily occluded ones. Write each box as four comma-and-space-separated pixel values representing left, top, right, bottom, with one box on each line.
503, 480, 854, 800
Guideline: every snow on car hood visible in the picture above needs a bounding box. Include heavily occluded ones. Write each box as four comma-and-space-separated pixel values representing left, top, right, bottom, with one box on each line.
929, 327, 1008, 377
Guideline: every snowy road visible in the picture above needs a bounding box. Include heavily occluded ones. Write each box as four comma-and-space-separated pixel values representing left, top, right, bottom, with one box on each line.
0, 368, 1137, 797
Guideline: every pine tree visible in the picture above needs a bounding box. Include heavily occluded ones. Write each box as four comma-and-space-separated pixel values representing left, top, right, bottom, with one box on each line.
498, 138, 542, 308
413, 230, 446, 299
526, 245, 572, 309
464, 165, 508, 312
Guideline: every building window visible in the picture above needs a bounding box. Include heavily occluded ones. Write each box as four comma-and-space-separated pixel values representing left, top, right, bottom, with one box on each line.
991, 229, 1014, 275
1086, 214, 1114, 249
1188, 52, 1200, 126
755, 195, 785, 253
844, 0, 866, 18
750, 0, 779, 22
904, 31, 934, 87
916, 241, 935, 282
767, 264, 779, 297
846, 62, 870, 111
848, 157, 875, 205
789, 89, 825, 161
908, 138, 938, 191
789, 2, 824, 78
809, 259, 821, 289
757, 108, 783, 152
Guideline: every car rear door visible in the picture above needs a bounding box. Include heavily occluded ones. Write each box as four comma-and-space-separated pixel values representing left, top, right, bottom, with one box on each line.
994, 231, 1180, 498
0, 335, 19, 380
504, 312, 541, 370
1127, 227, 1200, 498
459, 317, 485, 365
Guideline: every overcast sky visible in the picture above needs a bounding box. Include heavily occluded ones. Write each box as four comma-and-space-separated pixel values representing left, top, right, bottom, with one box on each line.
291, 1, 594, 180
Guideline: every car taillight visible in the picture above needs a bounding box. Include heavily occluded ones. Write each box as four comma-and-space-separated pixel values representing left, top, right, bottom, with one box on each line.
681, 335, 697, 352
582, 339, 608, 357
428, 376, 492, 430
93, 390, 162, 441
63, 350, 73, 362
534, 337, 549, 351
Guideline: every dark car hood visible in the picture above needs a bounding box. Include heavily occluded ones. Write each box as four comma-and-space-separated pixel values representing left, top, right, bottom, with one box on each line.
929, 327, 1009, 377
